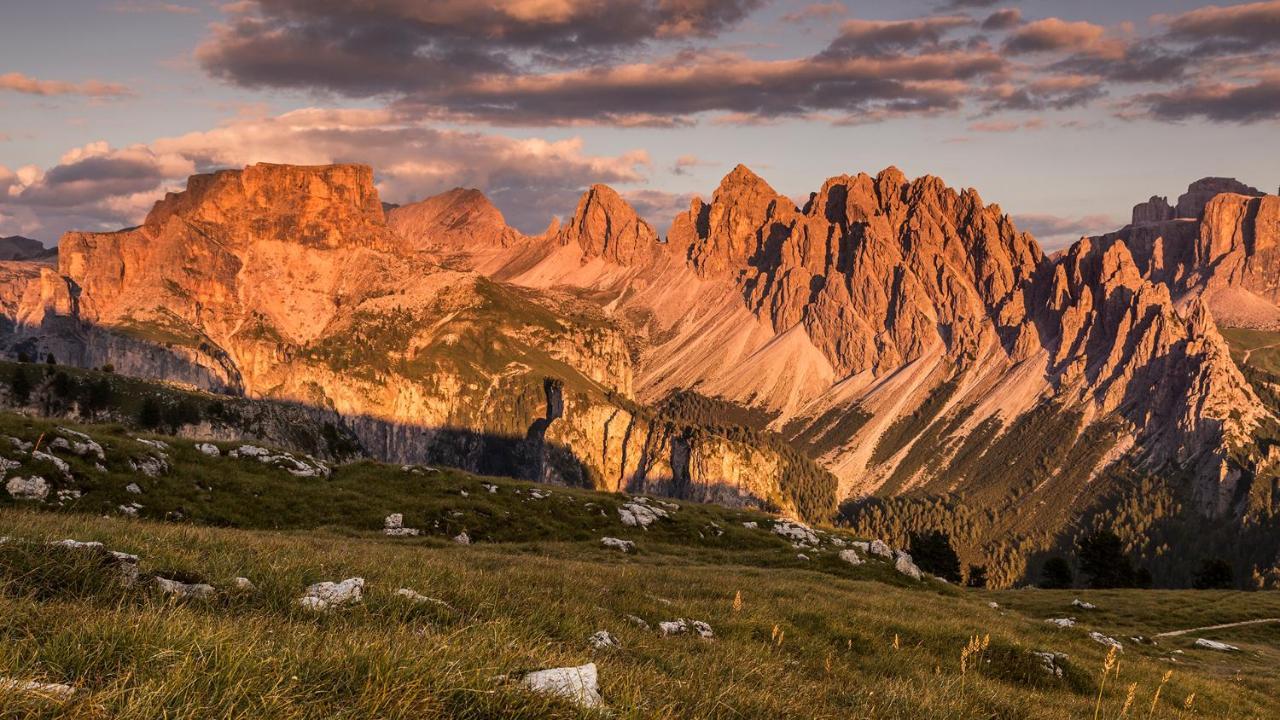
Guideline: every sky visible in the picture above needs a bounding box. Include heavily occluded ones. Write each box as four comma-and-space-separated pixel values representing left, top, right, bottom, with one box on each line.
1, 1, 1277, 249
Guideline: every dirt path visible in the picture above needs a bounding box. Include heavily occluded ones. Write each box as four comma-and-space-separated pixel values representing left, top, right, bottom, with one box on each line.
1153, 618, 1280, 638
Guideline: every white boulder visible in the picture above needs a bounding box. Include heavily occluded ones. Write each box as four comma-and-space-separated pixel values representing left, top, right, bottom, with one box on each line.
195, 443, 221, 457
453, 532, 471, 545
658, 619, 714, 639
1089, 632, 1123, 652
5, 476, 49, 501
384, 513, 420, 537
1194, 638, 1239, 652
1045, 618, 1076, 628
838, 549, 864, 566
154, 576, 216, 600
520, 663, 604, 709
619, 498, 668, 528
868, 539, 893, 559
0, 677, 77, 702
1031, 651, 1069, 678
589, 630, 620, 649
893, 551, 923, 580
772, 519, 819, 546
1071, 598, 1097, 610
298, 577, 365, 611
600, 537, 635, 553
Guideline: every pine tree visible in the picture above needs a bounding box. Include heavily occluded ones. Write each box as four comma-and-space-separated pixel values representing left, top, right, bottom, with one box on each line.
1192, 558, 1234, 590
1077, 531, 1137, 588
1040, 556, 1074, 589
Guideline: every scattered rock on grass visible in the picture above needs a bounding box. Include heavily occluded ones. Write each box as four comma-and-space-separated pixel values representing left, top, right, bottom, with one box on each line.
625, 614, 650, 630
589, 630, 620, 649
49, 539, 139, 584
1045, 618, 1076, 628
742, 521, 758, 529
395, 588, 450, 607
988, 602, 1000, 610
868, 540, 893, 559
893, 551, 923, 580
772, 519, 819, 547
1031, 651, 1069, 678
453, 532, 471, 545
5, 476, 49, 501
195, 443, 221, 457
125, 483, 143, 495
232, 577, 256, 592
32, 451, 71, 478
384, 513, 420, 537
298, 577, 365, 611
118, 503, 142, 518
1071, 598, 1097, 610
601, 537, 635, 553
520, 663, 604, 709
1089, 632, 1123, 652
1194, 638, 1239, 652
658, 619, 714, 639
839, 549, 864, 566
619, 498, 668, 528
155, 576, 216, 600
56, 428, 105, 460
0, 677, 77, 702
482, 483, 498, 494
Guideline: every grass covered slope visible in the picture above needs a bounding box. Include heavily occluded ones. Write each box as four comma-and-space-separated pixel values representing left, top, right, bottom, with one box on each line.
1, 415, 1278, 718
5, 510, 1280, 719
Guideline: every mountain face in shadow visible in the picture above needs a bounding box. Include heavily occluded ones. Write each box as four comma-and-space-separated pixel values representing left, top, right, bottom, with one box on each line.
2, 161, 1278, 586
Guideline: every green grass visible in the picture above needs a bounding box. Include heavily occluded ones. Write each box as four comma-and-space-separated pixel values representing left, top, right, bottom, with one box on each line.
3, 509, 1277, 718
1222, 327, 1280, 376
2, 411, 1278, 717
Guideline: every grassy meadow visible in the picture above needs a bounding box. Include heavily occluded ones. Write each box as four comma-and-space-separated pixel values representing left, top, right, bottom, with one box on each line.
0, 412, 1278, 718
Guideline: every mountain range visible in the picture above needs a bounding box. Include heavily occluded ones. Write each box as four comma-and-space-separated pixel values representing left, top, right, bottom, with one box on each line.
2, 162, 1277, 588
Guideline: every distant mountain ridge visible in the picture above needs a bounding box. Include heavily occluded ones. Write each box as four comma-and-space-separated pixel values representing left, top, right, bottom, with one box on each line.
1, 161, 1278, 587
0, 235, 55, 262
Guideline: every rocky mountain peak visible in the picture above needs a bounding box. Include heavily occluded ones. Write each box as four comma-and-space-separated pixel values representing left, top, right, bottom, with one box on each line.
1176, 177, 1264, 220
388, 186, 522, 250
0, 236, 55, 262
558, 184, 658, 265
140, 163, 387, 249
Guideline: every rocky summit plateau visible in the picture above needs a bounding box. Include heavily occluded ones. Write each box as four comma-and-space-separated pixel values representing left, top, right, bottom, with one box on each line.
2, 161, 1279, 589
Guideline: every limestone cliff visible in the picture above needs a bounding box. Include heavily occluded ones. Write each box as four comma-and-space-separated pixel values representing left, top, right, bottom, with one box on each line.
1, 164, 805, 517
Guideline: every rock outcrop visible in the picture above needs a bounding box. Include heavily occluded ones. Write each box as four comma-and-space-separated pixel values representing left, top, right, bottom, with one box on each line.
1132, 196, 1174, 225
1175, 177, 1263, 220
557, 184, 658, 266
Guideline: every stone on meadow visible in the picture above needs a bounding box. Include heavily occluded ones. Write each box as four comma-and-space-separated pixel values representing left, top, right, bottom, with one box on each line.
520, 663, 604, 709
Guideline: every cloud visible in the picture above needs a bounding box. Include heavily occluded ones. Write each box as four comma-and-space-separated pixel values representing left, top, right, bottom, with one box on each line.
1131, 70, 1280, 124
197, 0, 765, 98
781, 2, 846, 24
968, 117, 1042, 132
671, 155, 711, 175
981, 9, 1021, 31
1014, 212, 1121, 248
111, 1, 200, 14
1004, 18, 1124, 59
0, 72, 133, 98
620, 188, 696, 234
0, 109, 652, 240
395, 48, 1007, 126
1160, 0, 1280, 54
983, 73, 1105, 112
820, 16, 975, 57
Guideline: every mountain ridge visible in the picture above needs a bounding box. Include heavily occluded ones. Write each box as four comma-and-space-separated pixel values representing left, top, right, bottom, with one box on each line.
2, 160, 1278, 586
